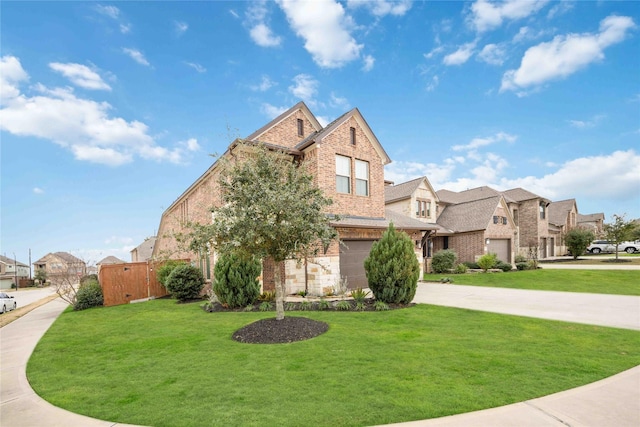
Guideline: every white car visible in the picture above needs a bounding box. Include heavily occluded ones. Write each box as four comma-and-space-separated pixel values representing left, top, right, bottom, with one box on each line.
0, 292, 17, 314
587, 240, 640, 254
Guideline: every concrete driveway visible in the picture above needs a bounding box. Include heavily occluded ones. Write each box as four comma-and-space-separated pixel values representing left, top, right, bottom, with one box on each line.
4, 287, 58, 309
414, 282, 640, 330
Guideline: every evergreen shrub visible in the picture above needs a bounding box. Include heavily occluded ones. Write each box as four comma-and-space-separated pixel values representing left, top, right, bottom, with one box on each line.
432, 249, 457, 273
157, 260, 187, 288
75, 279, 103, 311
213, 252, 261, 308
364, 223, 420, 304
165, 264, 205, 302
495, 261, 513, 272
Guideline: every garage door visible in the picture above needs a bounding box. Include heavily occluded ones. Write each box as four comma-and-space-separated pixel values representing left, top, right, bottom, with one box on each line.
487, 239, 510, 263
339, 240, 375, 289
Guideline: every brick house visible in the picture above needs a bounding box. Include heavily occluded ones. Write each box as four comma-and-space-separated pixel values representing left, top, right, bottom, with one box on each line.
577, 213, 605, 237
153, 102, 432, 295
548, 199, 579, 255
33, 252, 86, 284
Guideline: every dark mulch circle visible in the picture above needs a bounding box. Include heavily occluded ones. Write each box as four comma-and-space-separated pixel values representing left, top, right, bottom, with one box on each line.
232, 316, 329, 344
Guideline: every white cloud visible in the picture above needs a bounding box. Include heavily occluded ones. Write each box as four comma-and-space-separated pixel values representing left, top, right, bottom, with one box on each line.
122, 48, 151, 67
94, 4, 120, 19
289, 74, 318, 105
424, 45, 445, 60
330, 92, 349, 109
547, 1, 574, 19
426, 75, 439, 92
175, 21, 188, 36
49, 62, 111, 91
362, 54, 375, 72
120, 24, 131, 34
229, 9, 240, 19
33, 187, 44, 194
184, 62, 206, 73
0, 56, 188, 166
478, 43, 506, 66
277, 0, 363, 68
346, 0, 412, 17
250, 75, 276, 91
260, 103, 289, 118
468, 0, 549, 33
443, 42, 476, 66
568, 114, 605, 129
452, 132, 517, 151
501, 15, 635, 94
246, 1, 282, 47
181, 138, 200, 151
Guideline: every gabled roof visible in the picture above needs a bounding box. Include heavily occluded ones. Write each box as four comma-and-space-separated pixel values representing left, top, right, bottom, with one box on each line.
548, 199, 577, 226
0, 255, 29, 267
502, 187, 549, 204
34, 252, 84, 265
246, 101, 322, 142
296, 107, 392, 165
436, 195, 506, 233
436, 186, 501, 204
385, 176, 437, 203
578, 213, 605, 222
131, 236, 156, 260
97, 256, 126, 265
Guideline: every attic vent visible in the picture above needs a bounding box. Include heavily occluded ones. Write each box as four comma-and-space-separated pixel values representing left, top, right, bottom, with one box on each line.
350, 127, 356, 145
297, 119, 304, 137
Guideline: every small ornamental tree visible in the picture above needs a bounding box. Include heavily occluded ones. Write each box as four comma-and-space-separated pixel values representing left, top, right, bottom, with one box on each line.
477, 253, 498, 272
431, 249, 457, 273
213, 251, 261, 308
564, 227, 596, 259
165, 264, 205, 302
604, 214, 636, 261
364, 223, 420, 304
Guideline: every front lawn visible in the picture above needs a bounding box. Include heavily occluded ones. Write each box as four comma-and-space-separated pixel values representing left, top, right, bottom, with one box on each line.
424, 269, 640, 296
27, 299, 640, 427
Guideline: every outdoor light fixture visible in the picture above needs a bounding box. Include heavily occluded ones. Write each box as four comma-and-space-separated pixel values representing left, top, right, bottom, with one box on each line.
485, 238, 491, 245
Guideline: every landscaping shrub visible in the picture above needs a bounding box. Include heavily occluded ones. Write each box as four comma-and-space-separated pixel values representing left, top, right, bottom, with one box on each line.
477, 253, 498, 272
74, 279, 103, 311
165, 264, 205, 302
364, 223, 420, 304
495, 261, 513, 272
157, 260, 187, 288
514, 254, 527, 264
516, 262, 528, 271
454, 263, 468, 274
564, 227, 596, 259
212, 252, 261, 308
463, 261, 480, 269
432, 249, 458, 273
80, 274, 98, 287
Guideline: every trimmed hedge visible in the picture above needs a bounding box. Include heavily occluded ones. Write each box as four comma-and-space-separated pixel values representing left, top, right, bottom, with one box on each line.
166, 264, 205, 302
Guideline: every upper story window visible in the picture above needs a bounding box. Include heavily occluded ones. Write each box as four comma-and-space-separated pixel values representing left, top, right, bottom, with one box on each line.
355, 159, 369, 196
539, 202, 546, 219
416, 200, 430, 218
297, 119, 304, 137
426, 201, 431, 217
336, 155, 351, 194
350, 127, 356, 145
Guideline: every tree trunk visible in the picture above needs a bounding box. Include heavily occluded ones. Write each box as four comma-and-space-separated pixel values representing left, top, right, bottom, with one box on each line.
274, 260, 285, 320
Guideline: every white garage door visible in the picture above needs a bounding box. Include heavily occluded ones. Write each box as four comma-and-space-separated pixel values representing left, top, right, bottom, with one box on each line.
487, 239, 510, 263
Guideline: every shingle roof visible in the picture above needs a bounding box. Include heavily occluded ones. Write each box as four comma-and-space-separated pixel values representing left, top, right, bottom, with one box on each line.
34, 252, 84, 265
97, 256, 126, 265
578, 213, 605, 222
330, 209, 437, 231
436, 196, 503, 233
131, 236, 156, 261
502, 187, 546, 203
436, 186, 501, 204
0, 255, 29, 267
385, 177, 424, 203
548, 199, 576, 226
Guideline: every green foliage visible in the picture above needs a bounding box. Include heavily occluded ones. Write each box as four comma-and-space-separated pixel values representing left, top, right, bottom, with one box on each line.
335, 300, 352, 311
354, 301, 366, 311
477, 253, 498, 272
463, 261, 480, 269
454, 263, 468, 274
495, 261, 513, 272
514, 254, 527, 263
157, 260, 187, 287
260, 291, 276, 302
300, 300, 312, 311
564, 227, 596, 259
432, 249, 457, 273
318, 299, 330, 310
212, 251, 261, 308
516, 262, 529, 271
243, 305, 254, 312
439, 277, 454, 283
80, 274, 98, 286
350, 287, 370, 303
74, 279, 103, 311
259, 301, 273, 312
34, 269, 47, 284
604, 214, 636, 260
374, 300, 390, 311
364, 223, 420, 304
165, 264, 205, 302
296, 290, 307, 297
285, 302, 297, 311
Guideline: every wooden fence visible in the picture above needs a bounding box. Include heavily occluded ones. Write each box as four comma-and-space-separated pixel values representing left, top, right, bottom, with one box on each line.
99, 261, 169, 307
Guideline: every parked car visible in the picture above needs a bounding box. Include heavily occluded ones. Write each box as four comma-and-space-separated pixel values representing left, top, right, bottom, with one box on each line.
0, 292, 17, 314
587, 240, 640, 254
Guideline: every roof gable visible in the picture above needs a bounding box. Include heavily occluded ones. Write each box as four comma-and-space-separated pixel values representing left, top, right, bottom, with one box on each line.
548, 199, 577, 226
437, 195, 507, 233
385, 176, 429, 203
246, 101, 322, 142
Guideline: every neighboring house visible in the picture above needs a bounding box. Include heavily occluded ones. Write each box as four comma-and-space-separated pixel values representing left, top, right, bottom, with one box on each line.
548, 199, 579, 255
33, 252, 86, 284
0, 255, 30, 289
153, 102, 433, 294
501, 188, 552, 259
97, 256, 126, 265
577, 213, 605, 237
131, 236, 156, 262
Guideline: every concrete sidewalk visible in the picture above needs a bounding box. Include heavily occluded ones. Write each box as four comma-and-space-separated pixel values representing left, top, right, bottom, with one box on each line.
1, 293, 639, 427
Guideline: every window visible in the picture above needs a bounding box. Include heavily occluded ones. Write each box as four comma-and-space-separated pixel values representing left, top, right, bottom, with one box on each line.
539, 202, 546, 219
336, 155, 351, 194
416, 200, 421, 216
297, 119, 304, 137
416, 200, 430, 218
350, 127, 356, 145
493, 216, 499, 224
355, 159, 369, 196
502, 216, 507, 225
426, 202, 431, 217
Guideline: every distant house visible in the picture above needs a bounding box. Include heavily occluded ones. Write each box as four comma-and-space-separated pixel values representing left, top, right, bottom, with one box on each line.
577, 213, 605, 236
548, 199, 579, 255
501, 188, 552, 258
131, 237, 156, 262
33, 252, 86, 284
0, 255, 30, 289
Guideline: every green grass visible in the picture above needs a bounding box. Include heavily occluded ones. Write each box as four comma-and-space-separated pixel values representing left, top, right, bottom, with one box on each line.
424, 269, 640, 295
27, 299, 640, 427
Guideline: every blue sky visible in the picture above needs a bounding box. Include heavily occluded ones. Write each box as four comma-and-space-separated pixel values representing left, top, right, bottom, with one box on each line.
1, 0, 639, 266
